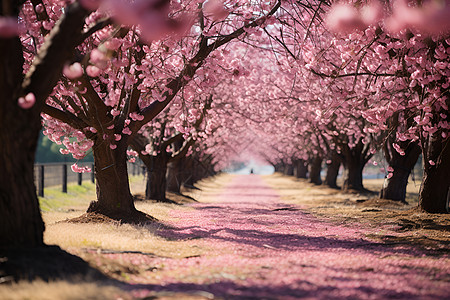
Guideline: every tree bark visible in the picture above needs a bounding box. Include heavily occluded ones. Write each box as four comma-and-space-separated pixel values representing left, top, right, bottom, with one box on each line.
342, 159, 365, 191
0, 37, 44, 247
324, 152, 341, 189
167, 159, 183, 193
284, 163, 294, 176
87, 138, 137, 218
294, 159, 308, 179
309, 156, 323, 185
340, 140, 373, 192
143, 153, 170, 202
419, 135, 450, 213
380, 140, 421, 202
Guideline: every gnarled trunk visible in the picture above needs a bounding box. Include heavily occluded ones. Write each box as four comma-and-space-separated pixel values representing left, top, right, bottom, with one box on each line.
340, 140, 373, 192
144, 154, 169, 202
309, 156, 323, 185
380, 140, 421, 202
342, 159, 365, 191
294, 159, 308, 179
87, 138, 137, 218
284, 163, 294, 176
324, 152, 341, 189
0, 36, 44, 247
419, 135, 450, 213
167, 159, 182, 193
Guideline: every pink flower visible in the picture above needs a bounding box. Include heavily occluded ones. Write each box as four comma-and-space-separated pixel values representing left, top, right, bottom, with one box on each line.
59, 148, 70, 155
107, 0, 186, 43
18, 93, 36, 109
122, 127, 132, 135
325, 3, 365, 33
110, 144, 117, 150
71, 163, 92, 173
114, 134, 121, 141
203, 0, 229, 21
429, 160, 435, 166
63, 62, 83, 79
86, 65, 101, 77
386, 172, 393, 179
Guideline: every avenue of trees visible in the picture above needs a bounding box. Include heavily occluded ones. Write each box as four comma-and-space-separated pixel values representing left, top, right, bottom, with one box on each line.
1, 0, 449, 257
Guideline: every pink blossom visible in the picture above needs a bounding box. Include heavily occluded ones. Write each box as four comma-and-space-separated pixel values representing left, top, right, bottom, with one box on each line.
35, 4, 45, 14
386, 172, 393, 179
122, 127, 132, 135
127, 150, 138, 156
114, 134, 121, 141
325, 3, 365, 33
59, 148, 70, 155
392, 143, 405, 155
428, 160, 435, 166
71, 163, 92, 173
203, 0, 229, 21
63, 62, 83, 79
110, 144, 117, 150
86, 65, 102, 77
17, 93, 36, 109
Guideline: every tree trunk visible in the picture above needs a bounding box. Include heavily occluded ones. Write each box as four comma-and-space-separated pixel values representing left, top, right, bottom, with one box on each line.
342, 159, 365, 191
87, 138, 137, 218
167, 159, 182, 193
284, 163, 294, 176
144, 154, 169, 202
380, 141, 421, 202
324, 152, 341, 189
0, 36, 45, 247
294, 159, 308, 179
274, 163, 284, 173
419, 135, 450, 213
340, 140, 373, 192
182, 156, 196, 187
309, 156, 323, 185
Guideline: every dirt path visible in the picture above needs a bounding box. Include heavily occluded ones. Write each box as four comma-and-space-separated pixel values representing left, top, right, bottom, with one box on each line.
117, 175, 449, 299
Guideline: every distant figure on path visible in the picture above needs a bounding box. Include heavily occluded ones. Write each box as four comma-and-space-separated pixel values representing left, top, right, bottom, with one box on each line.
250, 168, 254, 174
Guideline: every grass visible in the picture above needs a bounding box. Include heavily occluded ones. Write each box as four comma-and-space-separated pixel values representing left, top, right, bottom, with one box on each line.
39, 174, 205, 258
38, 182, 96, 212
38, 175, 147, 212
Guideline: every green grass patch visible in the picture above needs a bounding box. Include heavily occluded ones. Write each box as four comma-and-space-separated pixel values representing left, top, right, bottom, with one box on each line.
39, 182, 96, 212
38, 175, 145, 212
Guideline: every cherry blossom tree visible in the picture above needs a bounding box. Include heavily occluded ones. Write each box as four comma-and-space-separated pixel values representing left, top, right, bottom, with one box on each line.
40, 0, 282, 220
1, 0, 91, 247
322, 0, 450, 210
130, 95, 212, 201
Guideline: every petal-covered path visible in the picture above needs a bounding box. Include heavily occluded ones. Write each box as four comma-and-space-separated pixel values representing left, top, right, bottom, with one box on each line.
126, 175, 449, 299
